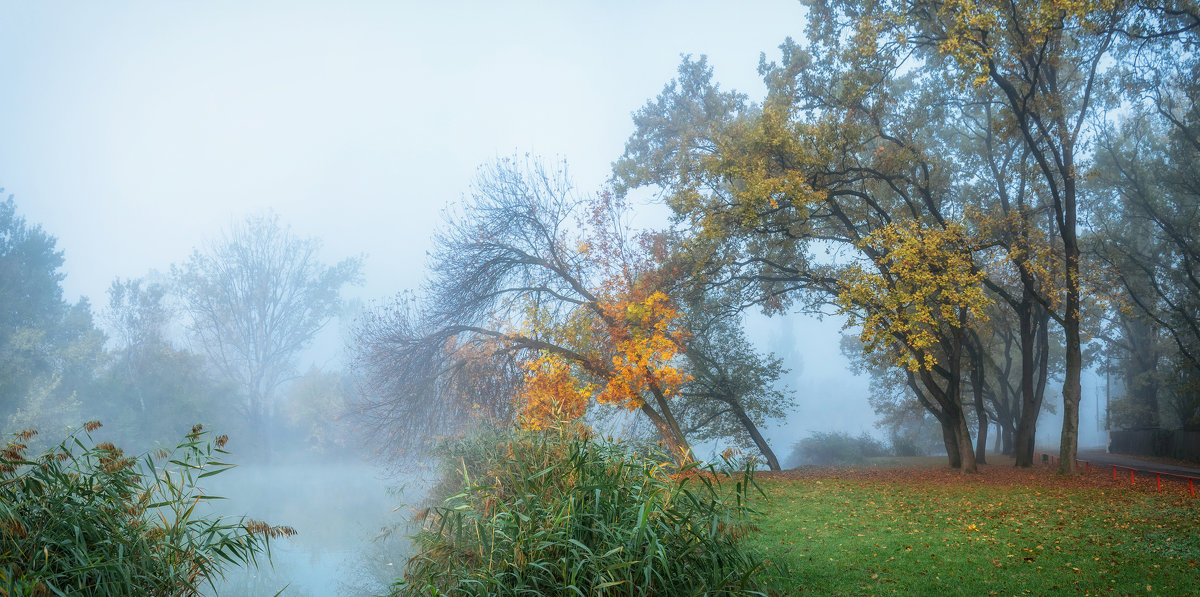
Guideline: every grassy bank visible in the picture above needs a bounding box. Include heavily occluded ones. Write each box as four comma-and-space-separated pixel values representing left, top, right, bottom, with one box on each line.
747, 464, 1200, 595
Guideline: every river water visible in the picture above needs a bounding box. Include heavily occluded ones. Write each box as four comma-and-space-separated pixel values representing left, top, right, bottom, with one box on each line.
197, 461, 421, 596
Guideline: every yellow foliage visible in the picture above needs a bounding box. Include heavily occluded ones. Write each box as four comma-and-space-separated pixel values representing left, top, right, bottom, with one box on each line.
838, 219, 991, 371
712, 104, 827, 223
931, 0, 1119, 87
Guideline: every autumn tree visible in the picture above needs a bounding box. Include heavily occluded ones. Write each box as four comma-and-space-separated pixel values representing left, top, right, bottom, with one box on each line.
615, 50, 993, 470
839, 220, 992, 471
173, 214, 362, 451
617, 0, 1200, 472
354, 158, 697, 464
816, 0, 1178, 473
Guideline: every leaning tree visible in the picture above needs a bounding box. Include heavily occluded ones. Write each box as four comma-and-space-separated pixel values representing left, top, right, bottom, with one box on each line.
354, 158, 701, 463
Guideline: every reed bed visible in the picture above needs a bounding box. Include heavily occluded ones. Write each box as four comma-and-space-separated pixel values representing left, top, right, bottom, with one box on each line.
393, 423, 766, 596
0, 423, 293, 596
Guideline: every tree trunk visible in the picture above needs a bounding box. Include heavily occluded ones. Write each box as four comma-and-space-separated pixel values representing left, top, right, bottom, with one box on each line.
1014, 300, 1041, 467
954, 408, 978, 473
921, 374, 975, 472
996, 398, 1016, 457
1058, 245, 1083, 475
726, 398, 781, 470
639, 401, 695, 466
969, 341, 988, 465
973, 373, 988, 465
949, 309, 978, 473
991, 327, 1019, 457
940, 417, 961, 468
908, 366, 974, 470
934, 396, 976, 473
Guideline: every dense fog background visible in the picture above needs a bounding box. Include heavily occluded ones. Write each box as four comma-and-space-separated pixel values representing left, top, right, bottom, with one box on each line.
1, 2, 1118, 593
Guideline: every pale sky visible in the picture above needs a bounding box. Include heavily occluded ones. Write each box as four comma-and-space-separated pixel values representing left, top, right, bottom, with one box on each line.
0, 1, 1108, 451
2, 1, 809, 304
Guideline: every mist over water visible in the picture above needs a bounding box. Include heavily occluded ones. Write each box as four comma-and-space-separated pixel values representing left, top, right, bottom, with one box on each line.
5, 2, 1191, 595
199, 460, 418, 596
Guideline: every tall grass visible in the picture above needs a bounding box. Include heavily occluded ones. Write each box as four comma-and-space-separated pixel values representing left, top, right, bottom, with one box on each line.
0, 423, 294, 596
394, 423, 765, 596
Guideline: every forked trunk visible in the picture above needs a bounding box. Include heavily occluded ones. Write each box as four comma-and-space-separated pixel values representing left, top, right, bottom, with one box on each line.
643, 384, 696, 466
1013, 301, 1049, 467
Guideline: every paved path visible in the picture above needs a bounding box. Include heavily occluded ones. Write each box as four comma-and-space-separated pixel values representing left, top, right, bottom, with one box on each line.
1067, 449, 1200, 478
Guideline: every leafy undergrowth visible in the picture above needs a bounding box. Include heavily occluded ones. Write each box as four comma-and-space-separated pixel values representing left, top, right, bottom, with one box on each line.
394, 423, 764, 596
749, 463, 1200, 595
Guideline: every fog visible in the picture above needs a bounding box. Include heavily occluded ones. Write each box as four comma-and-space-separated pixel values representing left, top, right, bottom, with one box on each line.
1, 2, 1123, 594
2, 1, 1113, 450
2, 0, 871, 434
2, 1, 807, 307
199, 462, 416, 596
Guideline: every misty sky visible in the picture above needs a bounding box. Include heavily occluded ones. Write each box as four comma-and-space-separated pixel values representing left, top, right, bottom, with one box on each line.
0, 1, 1109, 451
2, 1, 810, 303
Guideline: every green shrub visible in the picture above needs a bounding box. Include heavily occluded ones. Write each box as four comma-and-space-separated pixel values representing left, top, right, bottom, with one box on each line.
888, 434, 925, 457
0, 423, 294, 596
394, 423, 765, 596
786, 431, 890, 467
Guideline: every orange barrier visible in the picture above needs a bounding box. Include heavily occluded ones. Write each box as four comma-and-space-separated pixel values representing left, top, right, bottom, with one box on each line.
1109, 464, 1198, 497
1041, 453, 1198, 497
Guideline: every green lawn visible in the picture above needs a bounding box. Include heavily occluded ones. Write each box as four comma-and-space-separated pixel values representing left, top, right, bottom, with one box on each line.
746, 465, 1200, 595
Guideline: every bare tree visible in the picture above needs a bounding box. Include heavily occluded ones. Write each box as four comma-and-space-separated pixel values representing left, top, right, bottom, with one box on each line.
353, 158, 699, 463
173, 214, 362, 446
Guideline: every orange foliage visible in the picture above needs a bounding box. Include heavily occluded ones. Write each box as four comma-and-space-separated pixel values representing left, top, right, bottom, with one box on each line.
516, 290, 690, 430
594, 291, 690, 409
517, 354, 591, 431
514, 193, 691, 433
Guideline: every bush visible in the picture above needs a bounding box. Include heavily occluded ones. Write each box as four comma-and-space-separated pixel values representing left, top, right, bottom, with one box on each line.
786, 431, 890, 467
0, 423, 294, 596
394, 423, 765, 596
889, 434, 925, 457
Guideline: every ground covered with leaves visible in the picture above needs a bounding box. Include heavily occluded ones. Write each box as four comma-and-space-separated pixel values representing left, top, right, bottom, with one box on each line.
749, 462, 1200, 595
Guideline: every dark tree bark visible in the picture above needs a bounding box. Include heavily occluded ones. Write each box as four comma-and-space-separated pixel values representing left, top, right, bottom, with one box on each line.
727, 398, 782, 470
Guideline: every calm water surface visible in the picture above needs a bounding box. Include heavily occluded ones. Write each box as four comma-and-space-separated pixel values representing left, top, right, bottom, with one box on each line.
199, 461, 420, 596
